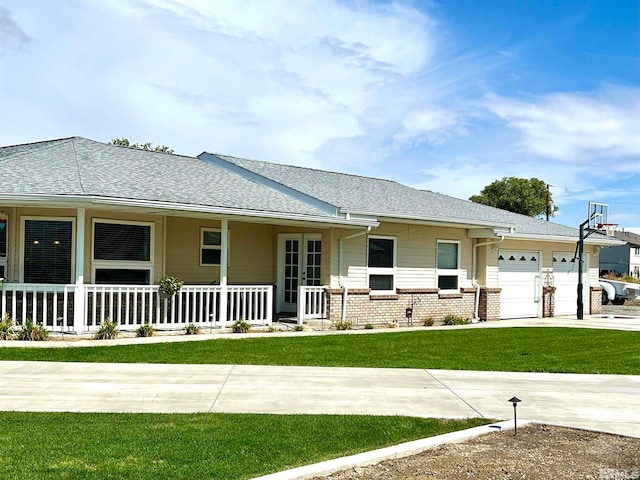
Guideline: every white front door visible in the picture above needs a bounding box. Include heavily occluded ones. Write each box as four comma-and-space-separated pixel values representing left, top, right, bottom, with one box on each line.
277, 234, 322, 313
498, 250, 541, 319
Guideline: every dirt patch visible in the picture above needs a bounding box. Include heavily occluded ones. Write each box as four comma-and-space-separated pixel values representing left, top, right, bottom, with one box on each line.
310, 424, 640, 480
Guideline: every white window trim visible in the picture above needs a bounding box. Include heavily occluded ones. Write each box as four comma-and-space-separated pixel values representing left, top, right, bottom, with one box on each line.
367, 235, 396, 294
91, 219, 154, 284
436, 239, 461, 292
19, 216, 76, 283
200, 227, 230, 267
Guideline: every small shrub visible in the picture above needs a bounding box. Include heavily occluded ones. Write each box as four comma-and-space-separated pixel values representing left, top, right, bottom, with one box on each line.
185, 323, 200, 335
16, 318, 49, 341
294, 325, 304, 331
334, 320, 352, 330
136, 323, 155, 337
422, 317, 434, 327
0, 313, 16, 340
443, 314, 469, 326
364, 323, 374, 330
267, 325, 278, 332
94, 319, 119, 340
231, 319, 251, 333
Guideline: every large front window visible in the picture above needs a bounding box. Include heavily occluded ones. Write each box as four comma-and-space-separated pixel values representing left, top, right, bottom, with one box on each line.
437, 240, 460, 290
368, 236, 395, 291
23, 219, 73, 284
93, 220, 153, 284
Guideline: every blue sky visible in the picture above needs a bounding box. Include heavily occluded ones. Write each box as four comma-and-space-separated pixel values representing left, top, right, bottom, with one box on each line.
1, 0, 638, 230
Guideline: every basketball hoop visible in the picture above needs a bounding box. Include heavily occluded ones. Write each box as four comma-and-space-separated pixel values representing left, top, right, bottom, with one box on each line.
598, 224, 618, 237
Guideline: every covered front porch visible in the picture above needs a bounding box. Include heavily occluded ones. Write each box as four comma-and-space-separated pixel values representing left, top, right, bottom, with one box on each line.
0, 205, 333, 333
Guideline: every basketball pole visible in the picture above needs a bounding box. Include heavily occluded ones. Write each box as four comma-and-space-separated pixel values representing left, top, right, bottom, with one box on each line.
577, 219, 588, 320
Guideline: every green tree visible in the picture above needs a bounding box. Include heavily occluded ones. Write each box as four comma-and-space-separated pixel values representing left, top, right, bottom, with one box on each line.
469, 177, 558, 218
109, 137, 174, 154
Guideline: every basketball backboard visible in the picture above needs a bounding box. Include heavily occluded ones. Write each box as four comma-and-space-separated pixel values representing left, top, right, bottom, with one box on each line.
587, 202, 608, 230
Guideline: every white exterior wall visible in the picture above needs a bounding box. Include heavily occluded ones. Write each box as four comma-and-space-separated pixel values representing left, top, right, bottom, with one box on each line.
329, 222, 472, 290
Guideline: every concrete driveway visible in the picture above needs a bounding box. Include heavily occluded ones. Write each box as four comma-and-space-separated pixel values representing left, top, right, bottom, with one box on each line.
0, 361, 638, 437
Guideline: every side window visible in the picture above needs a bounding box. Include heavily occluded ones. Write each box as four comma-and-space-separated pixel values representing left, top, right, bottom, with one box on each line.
368, 236, 395, 291
437, 240, 460, 290
201, 229, 221, 265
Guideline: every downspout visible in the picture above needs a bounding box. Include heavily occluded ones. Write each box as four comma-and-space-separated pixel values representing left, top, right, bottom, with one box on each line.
338, 226, 372, 321
472, 235, 504, 322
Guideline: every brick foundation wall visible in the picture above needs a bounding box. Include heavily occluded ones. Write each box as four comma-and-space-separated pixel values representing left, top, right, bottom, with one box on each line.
478, 288, 501, 321
542, 286, 556, 318
590, 286, 602, 315
326, 287, 481, 326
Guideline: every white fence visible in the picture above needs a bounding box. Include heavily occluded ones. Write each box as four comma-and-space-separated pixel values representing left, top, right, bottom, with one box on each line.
297, 286, 327, 325
0, 283, 273, 333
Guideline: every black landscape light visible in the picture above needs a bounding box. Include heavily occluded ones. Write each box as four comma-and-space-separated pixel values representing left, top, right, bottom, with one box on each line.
508, 396, 521, 435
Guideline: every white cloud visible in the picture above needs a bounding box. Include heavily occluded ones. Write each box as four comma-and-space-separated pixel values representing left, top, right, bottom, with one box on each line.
484, 86, 640, 165
393, 107, 467, 147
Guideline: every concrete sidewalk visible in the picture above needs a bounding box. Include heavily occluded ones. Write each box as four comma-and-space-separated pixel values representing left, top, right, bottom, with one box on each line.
0, 361, 638, 437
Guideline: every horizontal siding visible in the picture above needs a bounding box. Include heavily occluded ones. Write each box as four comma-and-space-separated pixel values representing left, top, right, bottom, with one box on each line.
331, 222, 473, 289
165, 218, 274, 284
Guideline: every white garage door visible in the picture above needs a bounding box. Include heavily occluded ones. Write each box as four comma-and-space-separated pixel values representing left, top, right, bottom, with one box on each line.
553, 252, 588, 315
498, 250, 540, 319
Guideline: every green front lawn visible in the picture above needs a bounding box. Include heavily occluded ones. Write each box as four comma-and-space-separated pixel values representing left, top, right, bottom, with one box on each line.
0, 412, 489, 480
1, 328, 638, 374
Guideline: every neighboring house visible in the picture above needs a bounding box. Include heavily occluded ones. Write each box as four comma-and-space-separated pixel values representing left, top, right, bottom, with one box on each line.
599, 231, 640, 278
0, 137, 620, 334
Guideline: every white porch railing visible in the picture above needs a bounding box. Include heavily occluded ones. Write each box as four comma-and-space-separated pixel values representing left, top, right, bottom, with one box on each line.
0, 283, 74, 331
0, 283, 273, 334
297, 285, 327, 325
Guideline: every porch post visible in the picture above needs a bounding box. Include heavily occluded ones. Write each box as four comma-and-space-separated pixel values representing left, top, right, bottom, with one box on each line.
73, 207, 86, 334
220, 218, 229, 327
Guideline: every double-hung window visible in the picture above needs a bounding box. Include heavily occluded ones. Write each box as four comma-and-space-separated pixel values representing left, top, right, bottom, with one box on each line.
368, 236, 395, 291
93, 220, 153, 284
437, 240, 460, 291
201, 228, 230, 266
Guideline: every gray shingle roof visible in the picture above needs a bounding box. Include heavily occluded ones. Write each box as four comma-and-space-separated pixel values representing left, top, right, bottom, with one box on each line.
207, 153, 620, 244
0, 137, 337, 218
613, 230, 640, 246
0, 137, 621, 245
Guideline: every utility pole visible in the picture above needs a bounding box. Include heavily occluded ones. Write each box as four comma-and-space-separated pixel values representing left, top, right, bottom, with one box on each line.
546, 184, 551, 222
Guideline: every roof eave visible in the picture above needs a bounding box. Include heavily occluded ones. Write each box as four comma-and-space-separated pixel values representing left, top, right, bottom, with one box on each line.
342, 209, 515, 230
0, 194, 379, 228
503, 232, 625, 245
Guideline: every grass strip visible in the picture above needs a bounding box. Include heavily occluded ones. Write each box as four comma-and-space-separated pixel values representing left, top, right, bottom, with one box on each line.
0, 412, 489, 480
0, 328, 638, 374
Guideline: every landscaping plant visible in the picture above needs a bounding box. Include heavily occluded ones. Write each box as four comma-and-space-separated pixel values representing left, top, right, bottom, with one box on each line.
16, 318, 49, 341
231, 319, 251, 333
136, 323, 155, 337
334, 320, 352, 330
185, 323, 201, 335
443, 314, 469, 326
94, 319, 119, 340
0, 313, 15, 340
